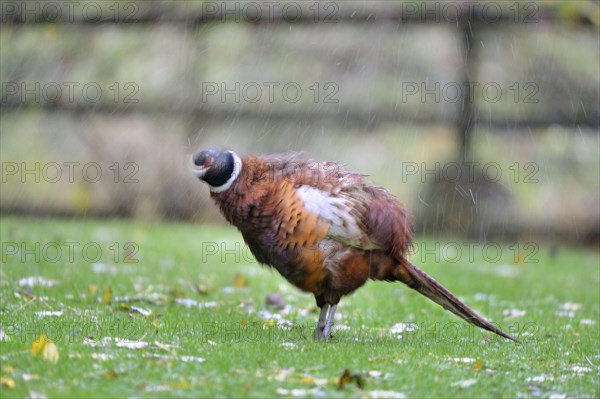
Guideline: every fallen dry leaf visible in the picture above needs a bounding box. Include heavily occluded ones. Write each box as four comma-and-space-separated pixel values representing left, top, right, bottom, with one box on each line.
170, 289, 186, 298
193, 282, 214, 295
0, 377, 15, 389
299, 376, 314, 384
30, 335, 59, 364
152, 317, 161, 331
105, 370, 118, 380
338, 368, 364, 390
43, 342, 59, 363
102, 287, 113, 304
474, 360, 484, 372
30, 335, 48, 355
234, 273, 249, 288
87, 284, 98, 295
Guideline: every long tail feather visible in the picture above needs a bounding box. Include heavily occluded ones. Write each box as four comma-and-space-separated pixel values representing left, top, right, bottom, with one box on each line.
397, 259, 519, 343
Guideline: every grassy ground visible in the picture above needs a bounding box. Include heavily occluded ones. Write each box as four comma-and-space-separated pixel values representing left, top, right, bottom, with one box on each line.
0, 216, 598, 398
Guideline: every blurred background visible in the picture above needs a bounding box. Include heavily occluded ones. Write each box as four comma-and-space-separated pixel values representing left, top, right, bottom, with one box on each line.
1, 0, 599, 246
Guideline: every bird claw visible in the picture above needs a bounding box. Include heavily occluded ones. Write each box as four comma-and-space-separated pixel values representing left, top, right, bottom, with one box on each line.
313, 326, 334, 341
313, 332, 334, 341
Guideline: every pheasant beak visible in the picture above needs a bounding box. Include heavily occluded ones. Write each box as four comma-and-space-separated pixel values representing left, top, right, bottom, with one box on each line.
192, 151, 214, 179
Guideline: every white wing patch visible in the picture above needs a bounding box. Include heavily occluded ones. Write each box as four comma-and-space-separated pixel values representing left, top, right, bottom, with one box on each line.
296, 185, 380, 249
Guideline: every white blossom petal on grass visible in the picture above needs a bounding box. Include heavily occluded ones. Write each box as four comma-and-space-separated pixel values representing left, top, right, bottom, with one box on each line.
452, 379, 477, 388
451, 357, 476, 364
526, 374, 554, 383
334, 324, 351, 331
22, 374, 38, 381
312, 378, 328, 387
91, 263, 117, 274
174, 298, 218, 309
560, 302, 582, 311
114, 338, 149, 349
390, 322, 419, 335
26, 390, 47, 399
174, 298, 198, 308
290, 389, 308, 397
146, 385, 172, 392
473, 293, 495, 301
556, 303, 583, 318
35, 311, 63, 318
83, 337, 149, 349
280, 342, 297, 350
571, 365, 591, 374
0, 330, 9, 342
259, 310, 295, 329
82, 338, 103, 347
154, 341, 179, 351
130, 306, 152, 316
276, 388, 322, 398
259, 310, 283, 320
503, 309, 526, 318
519, 331, 534, 338
271, 368, 294, 382
178, 355, 205, 363
18, 276, 59, 287
369, 390, 407, 399
494, 264, 521, 278
580, 319, 596, 325
144, 353, 205, 363
555, 310, 575, 318
91, 353, 114, 361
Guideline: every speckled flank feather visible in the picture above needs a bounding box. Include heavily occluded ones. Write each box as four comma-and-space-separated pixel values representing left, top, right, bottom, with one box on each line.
206, 151, 517, 342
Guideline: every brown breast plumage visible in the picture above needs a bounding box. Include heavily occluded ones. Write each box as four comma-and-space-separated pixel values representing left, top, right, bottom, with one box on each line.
194, 149, 518, 342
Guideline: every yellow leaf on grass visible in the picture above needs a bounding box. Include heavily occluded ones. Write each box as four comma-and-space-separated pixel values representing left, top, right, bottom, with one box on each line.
30, 335, 48, 356
30, 335, 59, 363
234, 273, 248, 288
88, 284, 98, 295
43, 342, 59, 363
170, 289, 186, 298
300, 376, 314, 384
0, 377, 15, 389
474, 360, 484, 372
171, 380, 190, 389
105, 370, 118, 380
102, 287, 113, 304
264, 320, 277, 328
152, 317, 161, 331
194, 283, 211, 295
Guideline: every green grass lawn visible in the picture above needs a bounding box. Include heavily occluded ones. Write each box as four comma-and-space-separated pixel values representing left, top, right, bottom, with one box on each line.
0, 216, 598, 398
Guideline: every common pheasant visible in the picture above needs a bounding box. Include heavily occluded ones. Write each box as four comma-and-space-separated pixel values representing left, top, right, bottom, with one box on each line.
192, 149, 517, 342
